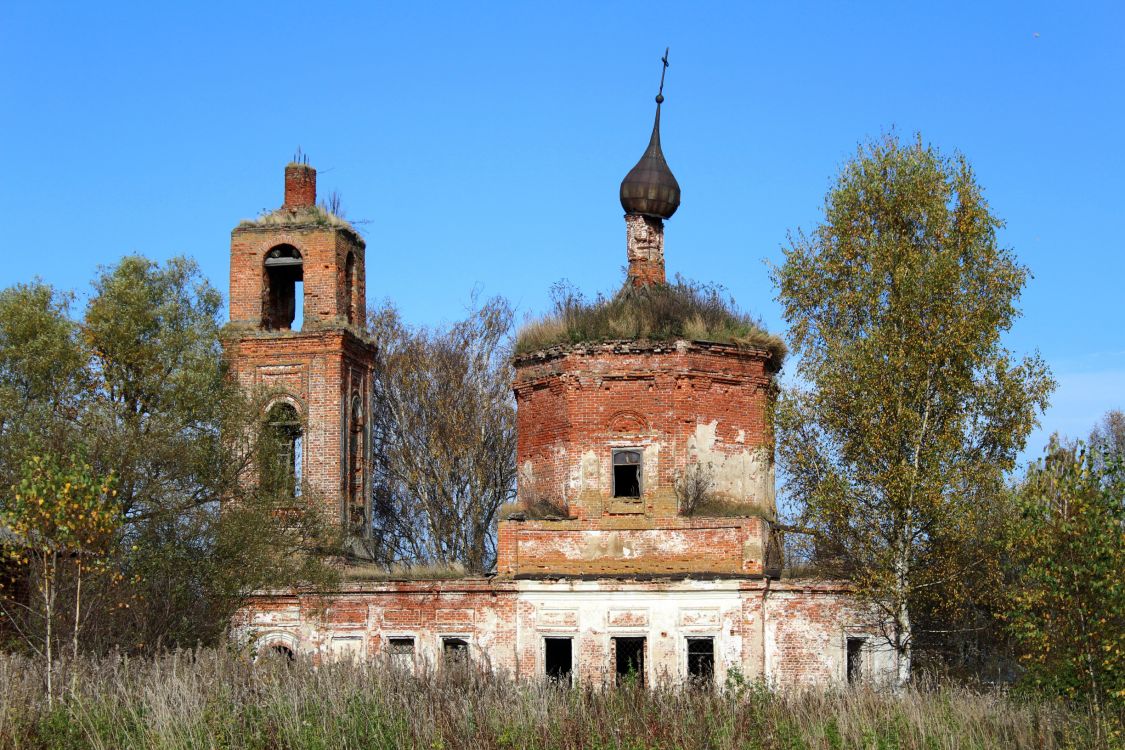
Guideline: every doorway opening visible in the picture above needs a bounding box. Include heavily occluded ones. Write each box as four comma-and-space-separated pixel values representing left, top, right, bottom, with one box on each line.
846, 637, 865, 684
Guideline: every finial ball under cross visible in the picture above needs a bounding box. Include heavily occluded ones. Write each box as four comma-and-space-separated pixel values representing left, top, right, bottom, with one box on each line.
656, 47, 669, 104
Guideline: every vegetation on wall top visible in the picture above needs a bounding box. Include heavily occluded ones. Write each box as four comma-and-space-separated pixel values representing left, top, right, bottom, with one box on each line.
237, 205, 356, 232
514, 278, 786, 369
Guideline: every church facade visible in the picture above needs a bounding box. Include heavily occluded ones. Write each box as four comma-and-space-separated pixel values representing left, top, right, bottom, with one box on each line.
228, 91, 896, 687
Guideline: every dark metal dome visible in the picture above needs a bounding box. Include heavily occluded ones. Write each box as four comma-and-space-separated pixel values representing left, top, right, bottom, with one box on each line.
619, 96, 681, 219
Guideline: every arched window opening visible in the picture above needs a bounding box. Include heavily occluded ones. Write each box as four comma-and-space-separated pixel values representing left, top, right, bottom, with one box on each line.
263, 245, 303, 331
343, 251, 356, 325
264, 402, 302, 498
348, 396, 365, 530
270, 644, 295, 661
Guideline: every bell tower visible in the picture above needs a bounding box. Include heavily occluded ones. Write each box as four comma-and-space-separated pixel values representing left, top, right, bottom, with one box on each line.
223, 160, 375, 543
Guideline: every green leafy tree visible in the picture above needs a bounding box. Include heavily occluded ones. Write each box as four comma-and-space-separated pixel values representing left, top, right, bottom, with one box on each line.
0, 453, 118, 706
0, 256, 339, 652
1007, 434, 1124, 726
0, 283, 88, 486
80, 256, 338, 648
774, 134, 1053, 686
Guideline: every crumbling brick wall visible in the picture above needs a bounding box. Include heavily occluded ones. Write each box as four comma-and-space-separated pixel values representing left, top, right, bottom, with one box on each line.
499, 341, 778, 578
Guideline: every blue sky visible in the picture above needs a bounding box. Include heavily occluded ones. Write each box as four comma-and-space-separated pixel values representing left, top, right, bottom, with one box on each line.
2, 1, 1122, 463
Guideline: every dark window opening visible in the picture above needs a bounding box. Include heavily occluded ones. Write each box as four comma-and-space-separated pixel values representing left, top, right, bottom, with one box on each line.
263, 245, 303, 330
348, 396, 365, 531
264, 403, 302, 498
687, 637, 715, 683
269, 644, 295, 661
442, 637, 469, 668
544, 637, 572, 684
847, 637, 865, 684
613, 637, 645, 686
344, 251, 356, 324
613, 450, 642, 498
387, 637, 415, 670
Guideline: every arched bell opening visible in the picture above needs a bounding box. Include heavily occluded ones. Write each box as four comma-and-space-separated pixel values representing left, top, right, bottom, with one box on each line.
263, 245, 304, 330
263, 401, 303, 498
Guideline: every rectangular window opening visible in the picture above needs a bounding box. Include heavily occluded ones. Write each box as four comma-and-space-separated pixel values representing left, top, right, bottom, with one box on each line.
613, 637, 646, 687
442, 637, 469, 669
612, 450, 642, 498
846, 637, 865, 684
687, 637, 715, 683
544, 637, 572, 684
387, 637, 415, 671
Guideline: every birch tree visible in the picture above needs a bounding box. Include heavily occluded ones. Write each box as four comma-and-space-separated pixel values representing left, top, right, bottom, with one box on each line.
774, 134, 1053, 686
0, 453, 119, 706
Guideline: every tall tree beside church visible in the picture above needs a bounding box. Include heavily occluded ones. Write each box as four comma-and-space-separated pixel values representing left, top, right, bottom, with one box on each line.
366, 296, 516, 573
80, 256, 338, 646
0, 257, 338, 651
774, 134, 1053, 686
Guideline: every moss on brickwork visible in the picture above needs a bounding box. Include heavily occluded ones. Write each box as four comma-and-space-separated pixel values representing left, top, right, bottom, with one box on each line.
515, 278, 786, 368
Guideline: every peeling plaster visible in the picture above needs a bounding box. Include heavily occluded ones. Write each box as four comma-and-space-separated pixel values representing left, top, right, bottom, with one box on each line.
688, 421, 776, 516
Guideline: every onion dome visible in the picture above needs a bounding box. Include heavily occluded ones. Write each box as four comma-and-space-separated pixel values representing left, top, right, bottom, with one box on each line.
619, 92, 680, 219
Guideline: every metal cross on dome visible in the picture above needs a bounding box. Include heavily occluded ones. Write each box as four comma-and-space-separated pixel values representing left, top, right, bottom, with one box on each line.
657, 47, 669, 103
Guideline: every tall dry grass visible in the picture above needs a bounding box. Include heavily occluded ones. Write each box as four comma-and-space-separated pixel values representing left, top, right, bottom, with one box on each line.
0, 649, 1115, 749
515, 279, 787, 367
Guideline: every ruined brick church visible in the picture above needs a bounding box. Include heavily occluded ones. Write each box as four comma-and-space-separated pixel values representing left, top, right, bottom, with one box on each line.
228, 83, 895, 687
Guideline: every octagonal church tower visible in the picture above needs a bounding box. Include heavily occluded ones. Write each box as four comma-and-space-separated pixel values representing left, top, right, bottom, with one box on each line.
496, 84, 783, 580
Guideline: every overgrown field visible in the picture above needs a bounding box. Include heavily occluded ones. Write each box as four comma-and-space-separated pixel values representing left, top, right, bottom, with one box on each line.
0, 651, 1117, 750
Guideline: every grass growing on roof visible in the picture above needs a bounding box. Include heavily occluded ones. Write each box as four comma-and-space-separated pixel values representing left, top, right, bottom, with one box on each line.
238, 204, 355, 231
515, 277, 787, 368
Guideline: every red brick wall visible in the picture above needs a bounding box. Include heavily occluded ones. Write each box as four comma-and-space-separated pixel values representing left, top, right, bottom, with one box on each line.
239, 580, 519, 671
235, 579, 895, 686
502, 341, 777, 577
513, 342, 774, 510
224, 167, 375, 527
497, 516, 770, 577
625, 214, 666, 287
229, 225, 366, 330
224, 330, 375, 522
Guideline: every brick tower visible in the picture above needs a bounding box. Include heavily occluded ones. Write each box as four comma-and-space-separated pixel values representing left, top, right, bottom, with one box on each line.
223, 161, 375, 541
497, 74, 782, 580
